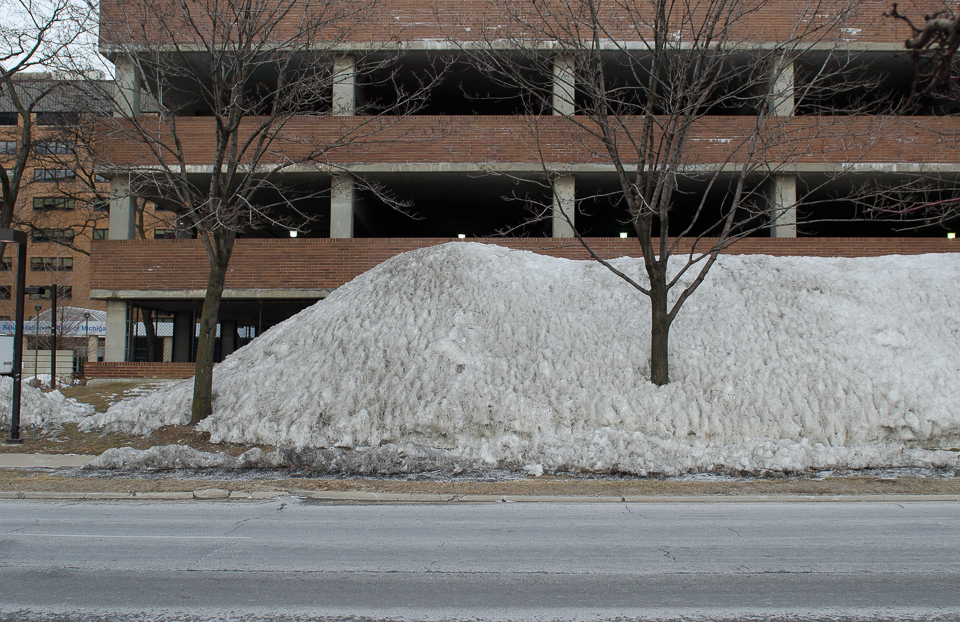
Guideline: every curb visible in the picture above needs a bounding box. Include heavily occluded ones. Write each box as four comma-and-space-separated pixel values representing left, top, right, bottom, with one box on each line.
0, 490, 957, 503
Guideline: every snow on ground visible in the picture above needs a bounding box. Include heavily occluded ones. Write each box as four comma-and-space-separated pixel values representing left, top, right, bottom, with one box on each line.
81, 243, 960, 475
0, 377, 95, 427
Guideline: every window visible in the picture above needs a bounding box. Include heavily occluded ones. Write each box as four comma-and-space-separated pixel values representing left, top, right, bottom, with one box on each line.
0, 140, 16, 154
28, 286, 71, 300
0, 112, 17, 126
0, 316, 10, 322
154, 229, 176, 239
30, 257, 73, 271
33, 197, 75, 211
36, 111, 79, 126
34, 168, 76, 182
0, 257, 10, 271
32, 228, 75, 243
94, 174, 108, 183
0, 286, 10, 300
92, 228, 107, 240
35, 141, 75, 155
93, 200, 108, 211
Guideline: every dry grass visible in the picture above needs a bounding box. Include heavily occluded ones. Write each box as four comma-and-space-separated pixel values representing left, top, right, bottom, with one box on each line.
1, 381, 256, 456
0, 469, 957, 496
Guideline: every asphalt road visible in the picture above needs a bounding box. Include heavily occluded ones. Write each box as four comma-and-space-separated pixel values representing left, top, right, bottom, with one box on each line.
0, 499, 958, 621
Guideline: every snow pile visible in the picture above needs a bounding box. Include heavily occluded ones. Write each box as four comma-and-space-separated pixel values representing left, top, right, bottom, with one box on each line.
0, 377, 95, 427
86, 445, 273, 470
82, 243, 960, 474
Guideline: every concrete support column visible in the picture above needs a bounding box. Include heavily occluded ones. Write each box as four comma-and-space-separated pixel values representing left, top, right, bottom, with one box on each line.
173, 312, 193, 363
109, 176, 136, 241
86, 336, 100, 363
113, 57, 141, 117
333, 55, 356, 116
769, 174, 797, 238
552, 55, 576, 116
220, 319, 237, 359
161, 337, 173, 363
104, 301, 128, 362
770, 58, 794, 117
331, 175, 355, 238
769, 58, 796, 237
552, 175, 576, 238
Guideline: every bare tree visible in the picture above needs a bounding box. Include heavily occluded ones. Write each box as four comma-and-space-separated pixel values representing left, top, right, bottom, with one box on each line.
93, 0, 437, 423
0, 0, 92, 243
880, 3, 960, 228
9, 93, 112, 256
457, 0, 868, 385
887, 2, 960, 100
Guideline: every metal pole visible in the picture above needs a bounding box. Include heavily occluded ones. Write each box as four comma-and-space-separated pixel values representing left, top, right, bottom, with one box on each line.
34, 304, 41, 382
84, 312, 90, 368
50, 285, 56, 389
2, 229, 28, 444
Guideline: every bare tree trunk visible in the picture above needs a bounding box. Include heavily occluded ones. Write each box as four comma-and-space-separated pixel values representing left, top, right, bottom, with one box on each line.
191, 233, 236, 425
649, 271, 671, 386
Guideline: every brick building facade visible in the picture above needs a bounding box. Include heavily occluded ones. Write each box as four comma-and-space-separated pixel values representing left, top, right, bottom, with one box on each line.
89, 0, 960, 371
0, 78, 111, 366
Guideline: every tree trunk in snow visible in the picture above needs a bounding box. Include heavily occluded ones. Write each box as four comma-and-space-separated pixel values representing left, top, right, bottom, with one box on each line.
649, 272, 671, 386
191, 233, 235, 425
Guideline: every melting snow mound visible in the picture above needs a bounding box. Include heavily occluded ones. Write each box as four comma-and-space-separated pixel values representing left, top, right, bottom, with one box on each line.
1, 377, 95, 427
82, 243, 960, 474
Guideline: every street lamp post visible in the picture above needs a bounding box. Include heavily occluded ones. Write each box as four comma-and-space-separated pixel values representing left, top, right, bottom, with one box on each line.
49, 286, 56, 390
2, 228, 28, 445
84, 312, 90, 370
33, 304, 41, 383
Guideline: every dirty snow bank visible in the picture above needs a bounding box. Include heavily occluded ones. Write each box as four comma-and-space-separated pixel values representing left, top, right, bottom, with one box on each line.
0, 377, 95, 427
84, 440, 959, 476
82, 243, 960, 474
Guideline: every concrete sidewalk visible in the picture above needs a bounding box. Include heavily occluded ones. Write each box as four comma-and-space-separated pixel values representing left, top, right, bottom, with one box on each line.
0, 453, 95, 468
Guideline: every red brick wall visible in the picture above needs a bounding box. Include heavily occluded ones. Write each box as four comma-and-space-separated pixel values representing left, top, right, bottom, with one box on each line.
99, 116, 960, 167
91, 237, 960, 293
85, 361, 196, 379
99, 0, 926, 46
